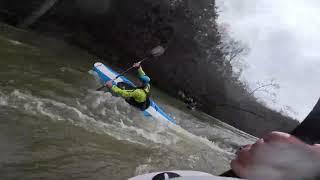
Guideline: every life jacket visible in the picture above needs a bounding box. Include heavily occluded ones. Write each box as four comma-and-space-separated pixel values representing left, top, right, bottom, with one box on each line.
126, 86, 150, 110
117, 82, 150, 110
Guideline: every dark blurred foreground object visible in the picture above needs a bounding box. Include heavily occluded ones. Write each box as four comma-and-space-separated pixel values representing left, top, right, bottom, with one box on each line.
221, 98, 320, 177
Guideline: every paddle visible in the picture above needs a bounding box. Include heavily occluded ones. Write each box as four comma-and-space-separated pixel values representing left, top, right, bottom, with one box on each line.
221, 98, 320, 177
96, 46, 166, 91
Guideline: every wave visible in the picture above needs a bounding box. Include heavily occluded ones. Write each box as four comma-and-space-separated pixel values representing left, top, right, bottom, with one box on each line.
0, 90, 186, 146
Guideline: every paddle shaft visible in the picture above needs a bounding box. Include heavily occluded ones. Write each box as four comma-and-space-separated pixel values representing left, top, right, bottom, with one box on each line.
221, 98, 320, 177
114, 57, 150, 80
96, 56, 151, 91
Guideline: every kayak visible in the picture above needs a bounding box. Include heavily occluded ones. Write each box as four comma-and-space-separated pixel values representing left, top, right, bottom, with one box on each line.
92, 62, 176, 124
129, 171, 243, 180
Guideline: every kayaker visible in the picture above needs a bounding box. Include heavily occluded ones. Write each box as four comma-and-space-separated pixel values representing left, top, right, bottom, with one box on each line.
105, 62, 151, 110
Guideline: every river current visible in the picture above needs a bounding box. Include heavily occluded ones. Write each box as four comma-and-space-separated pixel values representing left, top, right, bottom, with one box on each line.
0, 24, 255, 180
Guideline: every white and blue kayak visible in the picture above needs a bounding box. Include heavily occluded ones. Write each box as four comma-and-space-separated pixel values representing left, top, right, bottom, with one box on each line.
93, 62, 176, 124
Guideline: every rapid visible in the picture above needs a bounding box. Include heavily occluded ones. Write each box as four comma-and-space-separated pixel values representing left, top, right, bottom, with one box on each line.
0, 24, 255, 180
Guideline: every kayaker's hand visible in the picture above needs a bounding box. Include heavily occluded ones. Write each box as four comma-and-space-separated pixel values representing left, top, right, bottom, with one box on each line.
231, 131, 320, 179
105, 80, 114, 88
133, 62, 141, 68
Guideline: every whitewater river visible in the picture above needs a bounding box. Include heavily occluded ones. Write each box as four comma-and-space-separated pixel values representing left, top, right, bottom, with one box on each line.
0, 24, 256, 180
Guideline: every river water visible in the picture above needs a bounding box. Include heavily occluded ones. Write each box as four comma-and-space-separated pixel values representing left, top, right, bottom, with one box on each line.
0, 24, 255, 180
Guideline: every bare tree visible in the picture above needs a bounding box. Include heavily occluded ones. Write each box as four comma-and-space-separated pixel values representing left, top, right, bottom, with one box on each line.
223, 38, 249, 63
236, 79, 280, 104
217, 79, 281, 119
249, 79, 280, 97
218, 24, 250, 63
217, 24, 250, 80
280, 105, 298, 117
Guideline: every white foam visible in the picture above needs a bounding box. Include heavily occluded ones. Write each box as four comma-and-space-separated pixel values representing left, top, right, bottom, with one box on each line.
5, 90, 234, 157
0, 95, 8, 106
84, 90, 233, 154
36, 101, 65, 121
134, 164, 153, 175
5, 90, 152, 146
88, 70, 101, 83
183, 127, 231, 155
12, 90, 28, 100
8, 39, 23, 45
119, 122, 174, 145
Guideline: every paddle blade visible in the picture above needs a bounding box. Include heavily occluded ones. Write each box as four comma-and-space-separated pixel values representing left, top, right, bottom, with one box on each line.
151, 46, 165, 57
